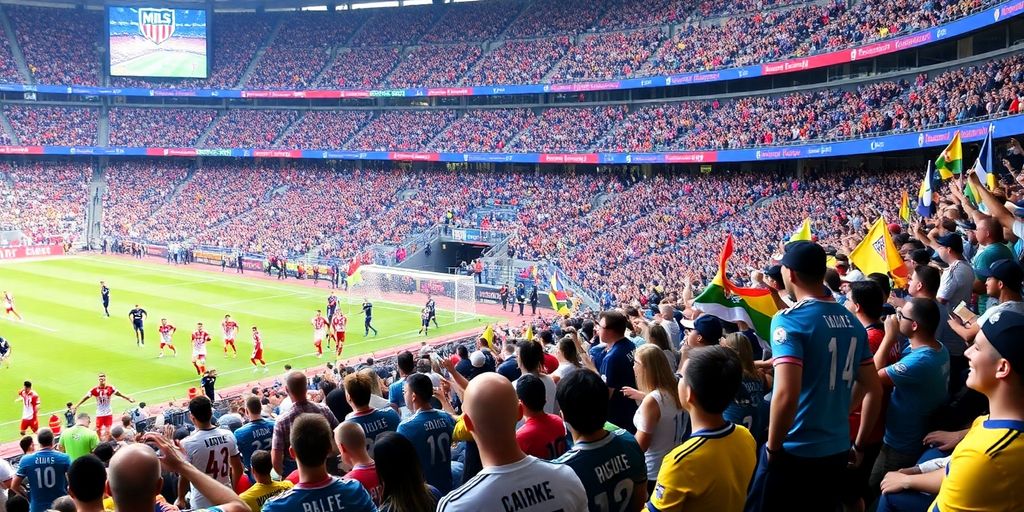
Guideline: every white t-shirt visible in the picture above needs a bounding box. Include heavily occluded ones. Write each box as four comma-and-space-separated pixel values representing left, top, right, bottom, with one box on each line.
514, 373, 558, 415
181, 427, 240, 509
633, 389, 688, 480
0, 459, 14, 512
978, 300, 1024, 326
437, 455, 586, 512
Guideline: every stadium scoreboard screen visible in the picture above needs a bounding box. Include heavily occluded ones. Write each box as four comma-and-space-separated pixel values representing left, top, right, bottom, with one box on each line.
108, 6, 208, 79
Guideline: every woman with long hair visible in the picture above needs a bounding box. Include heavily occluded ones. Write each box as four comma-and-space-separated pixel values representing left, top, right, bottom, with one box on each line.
645, 323, 678, 369
551, 337, 583, 382
721, 332, 769, 444
622, 344, 689, 491
374, 431, 442, 512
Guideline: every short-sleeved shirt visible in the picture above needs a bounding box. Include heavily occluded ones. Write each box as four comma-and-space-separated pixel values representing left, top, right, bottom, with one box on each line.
978, 300, 1024, 326
181, 427, 241, 509
930, 416, 1024, 512
554, 429, 645, 512
516, 413, 568, 460
884, 344, 950, 453
59, 425, 100, 461
271, 401, 339, 477
771, 298, 872, 457
16, 448, 71, 512
397, 409, 456, 493
345, 463, 381, 505
239, 480, 293, 512
233, 418, 274, 470
972, 243, 1014, 314
937, 260, 975, 311
647, 422, 756, 512
388, 378, 407, 417
599, 339, 638, 433
90, 385, 118, 417
437, 455, 586, 512
262, 476, 376, 512
345, 408, 400, 457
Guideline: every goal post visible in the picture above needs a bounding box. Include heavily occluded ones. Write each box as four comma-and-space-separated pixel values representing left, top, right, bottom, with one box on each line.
347, 265, 477, 321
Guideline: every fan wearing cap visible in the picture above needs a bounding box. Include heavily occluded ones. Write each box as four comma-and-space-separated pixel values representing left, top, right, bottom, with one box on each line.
949, 259, 1024, 344
912, 310, 1024, 512
746, 241, 883, 512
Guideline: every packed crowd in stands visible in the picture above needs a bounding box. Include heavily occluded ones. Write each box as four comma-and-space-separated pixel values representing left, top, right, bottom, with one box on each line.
4, 105, 98, 146
384, 44, 483, 89
109, 108, 219, 147
420, 0, 523, 43
509, 106, 627, 153
0, 160, 88, 243
102, 161, 191, 240
202, 110, 298, 148
274, 111, 373, 150
430, 109, 536, 152
316, 47, 402, 89
6, 5, 101, 86
347, 110, 456, 152
0, 0, 1002, 90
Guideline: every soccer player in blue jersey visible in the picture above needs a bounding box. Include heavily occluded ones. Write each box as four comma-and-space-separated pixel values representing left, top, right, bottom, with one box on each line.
12, 429, 71, 512
746, 241, 883, 511
262, 414, 375, 512
361, 299, 378, 336
554, 369, 647, 512
233, 396, 275, 479
396, 373, 456, 494
344, 372, 399, 457
100, 281, 110, 317
326, 291, 338, 320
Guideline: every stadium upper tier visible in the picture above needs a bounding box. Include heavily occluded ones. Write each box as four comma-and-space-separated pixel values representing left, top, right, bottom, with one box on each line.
0, 0, 1007, 92
10, 52, 1020, 157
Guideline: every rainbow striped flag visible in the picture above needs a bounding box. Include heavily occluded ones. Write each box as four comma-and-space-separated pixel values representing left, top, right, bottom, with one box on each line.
692, 235, 778, 342
547, 272, 572, 316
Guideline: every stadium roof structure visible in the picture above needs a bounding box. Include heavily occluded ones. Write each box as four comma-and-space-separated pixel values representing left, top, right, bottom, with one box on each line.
32, 0, 464, 11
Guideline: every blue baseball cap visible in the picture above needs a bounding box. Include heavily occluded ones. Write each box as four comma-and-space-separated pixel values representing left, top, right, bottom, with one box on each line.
780, 241, 826, 275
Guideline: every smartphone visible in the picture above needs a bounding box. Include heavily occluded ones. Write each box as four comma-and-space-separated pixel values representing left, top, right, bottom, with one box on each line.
953, 301, 977, 324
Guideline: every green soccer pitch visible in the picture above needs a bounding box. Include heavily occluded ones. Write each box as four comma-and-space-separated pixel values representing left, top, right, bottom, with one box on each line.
111, 51, 207, 79
0, 256, 492, 438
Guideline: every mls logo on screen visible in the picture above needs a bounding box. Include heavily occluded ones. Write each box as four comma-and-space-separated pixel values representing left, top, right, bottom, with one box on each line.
138, 8, 176, 45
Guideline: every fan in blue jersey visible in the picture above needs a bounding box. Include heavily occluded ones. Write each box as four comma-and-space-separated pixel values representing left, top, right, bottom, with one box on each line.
262, 414, 375, 512
233, 396, 275, 478
12, 429, 70, 512
747, 241, 883, 511
388, 351, 416, 418
554, 369, 647, 512
396, 373, 455, 494
343, 371, 399, 457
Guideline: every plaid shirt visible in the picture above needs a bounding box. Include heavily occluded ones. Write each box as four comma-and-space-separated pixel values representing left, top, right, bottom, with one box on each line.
271, 400, 339, 462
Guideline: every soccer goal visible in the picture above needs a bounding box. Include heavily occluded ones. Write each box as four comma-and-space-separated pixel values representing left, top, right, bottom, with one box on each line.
347, 265, 478, 321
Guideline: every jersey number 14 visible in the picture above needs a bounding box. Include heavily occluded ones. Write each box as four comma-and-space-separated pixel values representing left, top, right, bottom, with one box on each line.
827, 337, 857, 391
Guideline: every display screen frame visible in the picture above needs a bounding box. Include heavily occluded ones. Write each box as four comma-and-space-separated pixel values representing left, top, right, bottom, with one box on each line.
107, 5, 210, 79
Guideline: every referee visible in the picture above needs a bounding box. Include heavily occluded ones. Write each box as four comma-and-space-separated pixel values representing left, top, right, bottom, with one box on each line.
128, 305, 147, 346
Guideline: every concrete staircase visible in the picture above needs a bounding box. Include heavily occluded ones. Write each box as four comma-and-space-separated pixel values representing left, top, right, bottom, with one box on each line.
0, 5, 32, 84
236, 17, 285, 88
0, 105, 18, 144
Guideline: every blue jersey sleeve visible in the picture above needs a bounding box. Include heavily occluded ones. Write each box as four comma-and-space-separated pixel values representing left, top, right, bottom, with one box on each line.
770, 313, 805, 365
388, 381, 404, 407
886, 350, 926, 385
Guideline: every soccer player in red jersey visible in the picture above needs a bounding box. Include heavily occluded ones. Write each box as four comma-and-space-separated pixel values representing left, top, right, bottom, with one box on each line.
158, 318, 177, 358
330, 311, 348, 358
222, 314, 239, 358
251, 326, 267, 372
17, 381, 39, 436
74, 373, 134, 434
311, 310, 328, 358
3, 291, 22, 321
191, 322, 212, 375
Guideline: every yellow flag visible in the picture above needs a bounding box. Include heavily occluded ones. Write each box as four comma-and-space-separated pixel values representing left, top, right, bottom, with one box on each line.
481, 324, 495, 350
525, 325, 534, 342
850, 218, 909, 287
789, 218, 812, 242
899, 191, 910, 222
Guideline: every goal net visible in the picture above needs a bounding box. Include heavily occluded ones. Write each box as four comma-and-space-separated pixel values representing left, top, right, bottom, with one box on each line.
347, 265, 477, 321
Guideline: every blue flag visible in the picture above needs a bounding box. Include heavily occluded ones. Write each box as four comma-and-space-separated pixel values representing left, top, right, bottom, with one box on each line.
916, 161, 936, 217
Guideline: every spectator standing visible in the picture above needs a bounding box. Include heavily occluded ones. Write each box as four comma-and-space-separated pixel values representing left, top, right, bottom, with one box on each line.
596, 310, 639, 433
263, 414, 375, 512
497, 342, 521, 382
178, 396, 243, 510
375, 431, 442, 512
12, 429, 70, 512
271, 371, 340, 478
514, 374, 568, 460
344, 371, 400, 457
622, 344, 688, 489
65, 455, 105, 512
437, 374, 586, 512
747, 241, 882, 511
388, 351, 415, 418
515, 340, 558, 415
336, 423, 381, 506
233, 396, 275, 478
58, 413, 99, 462
396, 373, 455, 493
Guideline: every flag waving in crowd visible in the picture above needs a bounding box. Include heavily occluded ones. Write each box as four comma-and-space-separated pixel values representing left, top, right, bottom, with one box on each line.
899, 190, 910, 223
849, 217, 909, 287
692, 235, 778, 342
917, 161, 937, 217
935, 130, 962, 179
789, 218, 813, 242
547, 272, 572, 316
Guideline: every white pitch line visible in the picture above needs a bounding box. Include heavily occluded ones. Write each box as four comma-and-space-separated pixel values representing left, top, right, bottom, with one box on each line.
0, 320, 472, 427
3, 318, 58, 332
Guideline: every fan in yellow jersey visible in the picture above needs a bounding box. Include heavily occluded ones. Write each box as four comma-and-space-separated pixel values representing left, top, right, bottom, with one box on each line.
648, 345, 755, 512
928, 309, 1024, 512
